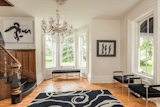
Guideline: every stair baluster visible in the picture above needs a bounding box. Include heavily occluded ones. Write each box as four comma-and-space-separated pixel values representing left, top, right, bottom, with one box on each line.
4, 51, 7, 77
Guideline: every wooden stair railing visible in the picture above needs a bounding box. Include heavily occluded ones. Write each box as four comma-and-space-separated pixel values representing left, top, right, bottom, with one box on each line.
0, 44, 22, 104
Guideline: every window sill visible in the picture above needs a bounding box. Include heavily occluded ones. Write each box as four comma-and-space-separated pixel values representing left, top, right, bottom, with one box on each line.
81, 66, 86, 68
60, 65, 75, 67
46, 66, 56, 69
133, 72, 153, 80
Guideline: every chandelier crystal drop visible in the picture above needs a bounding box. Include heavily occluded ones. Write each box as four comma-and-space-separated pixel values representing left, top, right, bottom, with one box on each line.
41, 0, 74, 42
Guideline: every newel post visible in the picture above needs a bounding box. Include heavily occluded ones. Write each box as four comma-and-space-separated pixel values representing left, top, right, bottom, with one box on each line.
11, 60, 22, 104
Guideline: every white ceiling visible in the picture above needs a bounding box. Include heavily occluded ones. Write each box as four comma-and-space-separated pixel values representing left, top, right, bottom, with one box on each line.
0, 0, 143, 28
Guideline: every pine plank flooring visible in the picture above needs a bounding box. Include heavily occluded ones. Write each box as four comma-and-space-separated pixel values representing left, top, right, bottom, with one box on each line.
0, 76, 156, 107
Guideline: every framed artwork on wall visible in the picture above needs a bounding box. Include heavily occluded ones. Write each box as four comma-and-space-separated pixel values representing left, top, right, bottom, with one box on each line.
3, 20, 34, 43
97, 40, 116, 57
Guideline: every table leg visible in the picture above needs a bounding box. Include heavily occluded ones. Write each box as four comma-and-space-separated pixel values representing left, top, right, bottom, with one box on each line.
79, 73, 81, 81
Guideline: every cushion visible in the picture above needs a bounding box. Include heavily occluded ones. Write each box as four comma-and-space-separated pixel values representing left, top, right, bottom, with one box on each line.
129, 84, 160, 98
52, 70, 80, 73
114, 76, 134, 83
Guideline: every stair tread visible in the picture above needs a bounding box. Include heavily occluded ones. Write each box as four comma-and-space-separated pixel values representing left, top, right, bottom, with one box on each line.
20, 79, 27, 86
22, 82, 36, 94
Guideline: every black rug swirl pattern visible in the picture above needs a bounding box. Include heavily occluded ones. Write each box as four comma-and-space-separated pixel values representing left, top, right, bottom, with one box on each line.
28, 90, 123, 107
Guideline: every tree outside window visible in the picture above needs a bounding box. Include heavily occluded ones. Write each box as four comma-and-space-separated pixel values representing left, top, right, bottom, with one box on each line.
61, 37, 75, 65
45, 36, 53, 67
82, 36, 86, 66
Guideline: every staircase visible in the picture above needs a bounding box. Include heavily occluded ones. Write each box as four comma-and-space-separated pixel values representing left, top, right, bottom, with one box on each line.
20, 79, 36, 98
0, 42, 37, 104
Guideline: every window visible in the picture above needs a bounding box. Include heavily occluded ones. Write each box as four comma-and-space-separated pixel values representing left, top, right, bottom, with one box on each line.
45, 35, 56, 67
61, 37, 75, 65
79, 33, 86, 67
138, 17, 154, 75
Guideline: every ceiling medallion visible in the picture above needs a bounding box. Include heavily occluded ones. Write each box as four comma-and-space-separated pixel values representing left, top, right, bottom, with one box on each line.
56, 0, 67, 5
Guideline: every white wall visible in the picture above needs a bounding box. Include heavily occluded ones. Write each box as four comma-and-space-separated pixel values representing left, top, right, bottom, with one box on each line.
120, 18, 127, 74
0, 17, 35, 49
89, 19, 121, 83
35, 18, 44, 85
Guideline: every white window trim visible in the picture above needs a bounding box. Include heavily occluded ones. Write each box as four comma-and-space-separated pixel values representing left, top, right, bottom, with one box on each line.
79, 34, 87, 67
137, 15, 154, 75
130, 14, 154, 78
127, 3, 155, 79
78, 29, 88, 68
45, 36, 56, 68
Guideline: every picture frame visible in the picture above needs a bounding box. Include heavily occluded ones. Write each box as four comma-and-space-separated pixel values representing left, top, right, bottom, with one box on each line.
97, 40, 116, 57
3, 20, 34, 43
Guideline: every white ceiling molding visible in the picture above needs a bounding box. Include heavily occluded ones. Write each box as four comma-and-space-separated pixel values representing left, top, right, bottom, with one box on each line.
5, 0, 143, 28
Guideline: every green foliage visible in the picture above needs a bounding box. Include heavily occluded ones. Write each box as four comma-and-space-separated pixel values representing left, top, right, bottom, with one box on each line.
45, 37, 53, 66
45, 36, 87, 66
140, 39, 153, 74
83, 51, 86, 61
140, 59, 146, 66
82, 36, 86, 61
140, 40, 153, 59
83, 36, 86, 45
62, 38, 74, 63
140, 65, 152, 75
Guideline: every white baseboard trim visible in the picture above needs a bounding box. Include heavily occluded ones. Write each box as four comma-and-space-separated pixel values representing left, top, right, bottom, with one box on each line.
88, 75, 113, 83
87, 73, 92, 83
36, 73, 44, 85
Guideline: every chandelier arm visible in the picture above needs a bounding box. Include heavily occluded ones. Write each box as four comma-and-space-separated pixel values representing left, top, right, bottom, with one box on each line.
42, 28, 53, 34
46, 29, 52, 34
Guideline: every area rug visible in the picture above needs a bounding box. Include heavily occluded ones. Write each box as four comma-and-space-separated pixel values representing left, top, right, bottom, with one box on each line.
28, 90, 123, 107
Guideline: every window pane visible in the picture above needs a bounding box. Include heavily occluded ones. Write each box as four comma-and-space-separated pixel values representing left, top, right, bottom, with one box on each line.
62, 38, 74, 65
139, 47, 146, 73
46, 36, 53, 67
69, 53, 74, 63
82, 36, 86, 66
83, 51, 86, 66
149, 17, 154, 45
83, 36, 86, 45
140, 20, 147, 46
147, 46, 153, 75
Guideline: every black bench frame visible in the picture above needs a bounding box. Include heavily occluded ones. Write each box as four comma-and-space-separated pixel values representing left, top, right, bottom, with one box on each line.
128, 77, 160, 107
52, 70, 80, 81
113, 71, 134, 94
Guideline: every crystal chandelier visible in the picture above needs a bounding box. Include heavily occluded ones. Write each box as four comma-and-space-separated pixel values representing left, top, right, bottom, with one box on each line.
41, 0, 74, 40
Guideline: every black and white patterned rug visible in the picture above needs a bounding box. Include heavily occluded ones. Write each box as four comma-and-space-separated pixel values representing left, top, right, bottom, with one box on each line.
28, 90, 123, 107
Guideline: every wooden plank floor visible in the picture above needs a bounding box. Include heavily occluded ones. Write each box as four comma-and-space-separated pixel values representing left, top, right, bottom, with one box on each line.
0, 76, 157, 107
